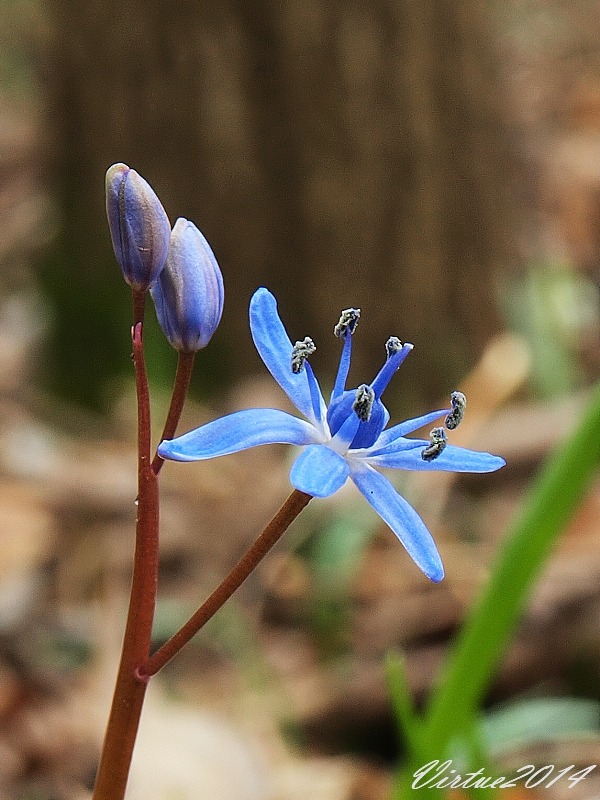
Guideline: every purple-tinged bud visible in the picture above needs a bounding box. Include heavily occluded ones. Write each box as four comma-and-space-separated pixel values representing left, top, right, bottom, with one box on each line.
150, 218, 224, 352
105, 163, 171, 291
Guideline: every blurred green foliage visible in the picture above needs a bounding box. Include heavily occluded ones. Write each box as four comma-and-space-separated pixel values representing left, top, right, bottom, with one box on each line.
387, 375, 600, 798
500, 261, 598, 398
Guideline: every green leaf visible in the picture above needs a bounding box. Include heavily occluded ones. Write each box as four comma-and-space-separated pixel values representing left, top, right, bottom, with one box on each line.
394, 377, 600, 795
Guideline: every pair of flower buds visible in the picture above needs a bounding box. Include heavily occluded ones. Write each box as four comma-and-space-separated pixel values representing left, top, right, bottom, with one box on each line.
105, 163, 224, 352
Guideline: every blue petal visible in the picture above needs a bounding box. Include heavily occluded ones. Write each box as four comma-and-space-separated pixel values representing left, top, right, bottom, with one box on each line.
290, 444, 350, 497
327, 391, 390, 449
305, 363, 326, 429
370, 342, 413, 399
367, 443, 506, 472
350, 400, 389, 449
329, 407, 361, 452
366, 409, 450, 451
158, 408, 321, 462
350, 463, 444, 582
351, 437, 423, 458
249, 289, 327, 429
331, 331, 352, 401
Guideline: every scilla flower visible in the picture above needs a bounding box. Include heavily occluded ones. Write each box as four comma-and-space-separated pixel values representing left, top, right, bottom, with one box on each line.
105, 163, 171, 291
150, 218, 224, 352
158, 288, 505, 581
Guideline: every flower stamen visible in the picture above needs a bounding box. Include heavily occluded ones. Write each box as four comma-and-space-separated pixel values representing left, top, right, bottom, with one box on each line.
385, 336, 403, 358
371, 341, 413, 399
291, 337, 316, 374
334, 308, 360, 339
421, 427, 447, 461
332, 309, 360, 400
353, 384, 375, 422
445, 391, 466, 430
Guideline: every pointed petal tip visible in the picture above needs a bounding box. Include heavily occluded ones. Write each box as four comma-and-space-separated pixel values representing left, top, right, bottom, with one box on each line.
416, 548, 445, 582
428, 563, 445, 583
157, 438, 182, 461
480, 453, 506, 471
157, 437, 201, 462
250, 286, 275, 306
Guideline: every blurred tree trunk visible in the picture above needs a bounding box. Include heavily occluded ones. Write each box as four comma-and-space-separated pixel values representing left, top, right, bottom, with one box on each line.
42, 0, 516, 411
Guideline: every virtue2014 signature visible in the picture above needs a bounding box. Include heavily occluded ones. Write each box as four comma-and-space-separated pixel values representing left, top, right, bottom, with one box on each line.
412, 760, 597, 790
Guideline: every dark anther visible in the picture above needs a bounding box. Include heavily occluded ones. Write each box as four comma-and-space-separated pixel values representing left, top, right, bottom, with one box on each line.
422, 427, 447, 461
445, 391, 466, 430
353, 384, 375, 422
334, 308, 360, 338
291, 337, 316, 373
385, 336, 403, 358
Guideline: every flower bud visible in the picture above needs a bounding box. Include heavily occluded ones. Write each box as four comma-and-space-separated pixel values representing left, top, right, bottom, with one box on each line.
105, 163, 171, 291
150, 218, 224, 351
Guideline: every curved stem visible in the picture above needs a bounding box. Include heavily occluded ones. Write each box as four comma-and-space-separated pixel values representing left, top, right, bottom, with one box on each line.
92, 321, 159, 800
152, 350, 196, 475
140, 489, 312, 677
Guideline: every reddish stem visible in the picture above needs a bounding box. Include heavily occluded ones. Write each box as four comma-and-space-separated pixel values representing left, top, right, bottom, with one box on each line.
92, 322, 159, 800
152, 350, 196, 475
140, 489, 312, 677
132, 288, 146, 327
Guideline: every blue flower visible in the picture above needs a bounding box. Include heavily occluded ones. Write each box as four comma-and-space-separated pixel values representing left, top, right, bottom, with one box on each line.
158, 288, 505, 582
150, 218, 224, 352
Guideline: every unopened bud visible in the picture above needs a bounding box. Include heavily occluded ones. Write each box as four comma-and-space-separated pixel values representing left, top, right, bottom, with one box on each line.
150, 218, 224, 351
105, 163, 171, 291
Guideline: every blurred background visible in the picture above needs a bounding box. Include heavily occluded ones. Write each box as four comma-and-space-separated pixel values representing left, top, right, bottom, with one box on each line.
0, 0, 600, 798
